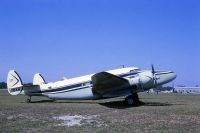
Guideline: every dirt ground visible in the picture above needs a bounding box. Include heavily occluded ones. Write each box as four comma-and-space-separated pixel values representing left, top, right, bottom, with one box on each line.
0, 89, 200, 133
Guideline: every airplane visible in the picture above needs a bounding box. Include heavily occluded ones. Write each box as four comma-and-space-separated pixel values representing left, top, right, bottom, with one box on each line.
7, 65, 176, 105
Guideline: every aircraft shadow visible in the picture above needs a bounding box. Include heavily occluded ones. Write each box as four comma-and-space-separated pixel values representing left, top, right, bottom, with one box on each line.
99, 101, 175, 109
30, 100, 55, 103
28, 100, 100, 104
27, 99, 183, 110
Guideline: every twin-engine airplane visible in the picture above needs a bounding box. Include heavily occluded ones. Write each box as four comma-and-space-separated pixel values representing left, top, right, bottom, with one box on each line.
7, 65, 176, 105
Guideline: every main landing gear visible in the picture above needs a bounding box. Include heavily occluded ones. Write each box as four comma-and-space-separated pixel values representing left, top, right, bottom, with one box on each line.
26, 96, 32, 103
125, 93, 139, 105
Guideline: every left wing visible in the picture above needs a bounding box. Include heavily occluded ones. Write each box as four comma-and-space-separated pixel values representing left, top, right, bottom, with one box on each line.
91, 72, 130, 96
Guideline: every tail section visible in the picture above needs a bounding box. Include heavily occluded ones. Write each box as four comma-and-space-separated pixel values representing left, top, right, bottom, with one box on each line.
33, 73, 46, 85
7, 70, 23, 95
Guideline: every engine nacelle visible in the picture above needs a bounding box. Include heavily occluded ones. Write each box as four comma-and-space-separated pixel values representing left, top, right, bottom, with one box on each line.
128, 71, 154, 91
138, 71, 154, 89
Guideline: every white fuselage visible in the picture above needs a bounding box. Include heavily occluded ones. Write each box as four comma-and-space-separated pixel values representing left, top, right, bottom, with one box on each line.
38, 67, 138, 100
25, 67, 176, 100
7, 66, 176, 102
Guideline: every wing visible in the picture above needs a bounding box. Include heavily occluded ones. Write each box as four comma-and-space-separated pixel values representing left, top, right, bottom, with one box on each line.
91, 72, 130, 96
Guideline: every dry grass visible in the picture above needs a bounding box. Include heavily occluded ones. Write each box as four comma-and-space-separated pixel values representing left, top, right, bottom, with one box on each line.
0, 89, 200, 133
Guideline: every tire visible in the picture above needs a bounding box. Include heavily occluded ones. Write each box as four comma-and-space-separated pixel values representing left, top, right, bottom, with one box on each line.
26, 99, 31, 103
125, 94, 139, 105
127, 97, 135, 105
125, 96, 135, 105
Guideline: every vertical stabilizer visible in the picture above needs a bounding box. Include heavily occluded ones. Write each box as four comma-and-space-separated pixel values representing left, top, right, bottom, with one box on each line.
7, 70, 23, 95
33, 73, 46, 85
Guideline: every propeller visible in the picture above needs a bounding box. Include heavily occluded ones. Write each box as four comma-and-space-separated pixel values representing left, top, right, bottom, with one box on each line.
151, 64, 157, 87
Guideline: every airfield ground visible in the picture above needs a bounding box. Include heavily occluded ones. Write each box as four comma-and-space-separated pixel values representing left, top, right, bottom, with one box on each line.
0, 89, 200, 133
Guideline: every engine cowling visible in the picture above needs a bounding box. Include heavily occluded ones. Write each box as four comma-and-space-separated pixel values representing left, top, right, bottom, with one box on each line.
138, 71, 154, 89
127, 71, 155, 92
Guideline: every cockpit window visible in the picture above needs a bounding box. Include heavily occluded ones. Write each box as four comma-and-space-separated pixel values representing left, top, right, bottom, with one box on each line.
128, 69, 139, 79
130, 69, 140, 73
130, 70, 134, 73
135, 69, 141, 71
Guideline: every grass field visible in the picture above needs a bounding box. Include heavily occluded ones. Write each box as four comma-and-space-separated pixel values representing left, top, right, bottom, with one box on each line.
0, 89, 200, 133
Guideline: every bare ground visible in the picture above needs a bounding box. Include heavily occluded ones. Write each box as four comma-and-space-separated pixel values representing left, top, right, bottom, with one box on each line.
0, 90, 200, 133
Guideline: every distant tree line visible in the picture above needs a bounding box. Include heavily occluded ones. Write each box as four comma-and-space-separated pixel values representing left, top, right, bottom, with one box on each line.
0, 82, 7, 89
153, 86, 174, 92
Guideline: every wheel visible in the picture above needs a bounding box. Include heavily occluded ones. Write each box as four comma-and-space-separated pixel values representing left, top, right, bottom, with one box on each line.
125, 96, 135, 105
127, 97, 135, 105
125, 94, 139, 105
26, 98, 31, 103
26, 96, 31, 103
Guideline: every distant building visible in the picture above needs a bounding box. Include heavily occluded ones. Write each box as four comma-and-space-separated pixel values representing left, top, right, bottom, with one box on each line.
174, 87, 200, 94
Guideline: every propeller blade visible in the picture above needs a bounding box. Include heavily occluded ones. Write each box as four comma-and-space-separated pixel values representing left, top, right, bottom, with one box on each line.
154, 76, 157, 86
151, 64, 157, 86
151, 64, 155, 74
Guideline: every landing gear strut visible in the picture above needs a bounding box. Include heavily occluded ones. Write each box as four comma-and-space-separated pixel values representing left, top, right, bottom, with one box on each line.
26, 96, 31, 103
125, 93, 139, 105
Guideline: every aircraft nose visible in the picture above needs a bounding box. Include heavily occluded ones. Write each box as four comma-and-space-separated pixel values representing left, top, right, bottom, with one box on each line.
167, 71, 177, 82
156, 71, 176, 85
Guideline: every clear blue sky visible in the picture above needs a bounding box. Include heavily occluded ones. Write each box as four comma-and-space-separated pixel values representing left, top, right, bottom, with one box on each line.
0, 0, 199, 86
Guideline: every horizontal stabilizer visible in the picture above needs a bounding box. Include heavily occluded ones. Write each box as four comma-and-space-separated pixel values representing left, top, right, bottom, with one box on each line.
23, 85, 41, 95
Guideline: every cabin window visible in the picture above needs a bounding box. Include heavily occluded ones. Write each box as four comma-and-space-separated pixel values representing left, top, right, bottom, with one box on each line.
81, 82, 91, 87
